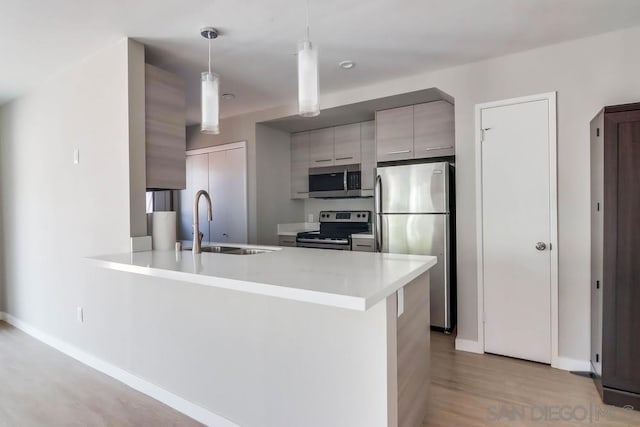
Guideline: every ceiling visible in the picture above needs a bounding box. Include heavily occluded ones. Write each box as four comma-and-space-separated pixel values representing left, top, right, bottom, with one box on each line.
2, 1, 640, 125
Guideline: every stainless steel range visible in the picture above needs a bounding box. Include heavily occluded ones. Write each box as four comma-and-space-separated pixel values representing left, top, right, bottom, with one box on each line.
297, 211, 371, 250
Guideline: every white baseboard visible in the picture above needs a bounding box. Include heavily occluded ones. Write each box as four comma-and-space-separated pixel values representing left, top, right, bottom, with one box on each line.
2, 313, 238, 427
552, 356, 591, 372
455, 338, 484, 354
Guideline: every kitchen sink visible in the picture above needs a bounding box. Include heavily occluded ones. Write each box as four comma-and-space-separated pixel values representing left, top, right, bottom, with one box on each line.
186, 245, 274, 255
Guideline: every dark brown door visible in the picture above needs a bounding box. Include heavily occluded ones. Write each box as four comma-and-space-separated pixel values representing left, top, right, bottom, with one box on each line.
603, 109, 640, 393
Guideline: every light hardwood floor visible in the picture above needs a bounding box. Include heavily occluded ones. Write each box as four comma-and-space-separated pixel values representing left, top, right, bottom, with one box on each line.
2, 320, 638, 426
0, 321, 200, 426
425, 332, 640, 426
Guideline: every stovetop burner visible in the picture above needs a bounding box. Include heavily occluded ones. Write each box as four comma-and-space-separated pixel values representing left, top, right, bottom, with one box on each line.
296, 210, 371, 250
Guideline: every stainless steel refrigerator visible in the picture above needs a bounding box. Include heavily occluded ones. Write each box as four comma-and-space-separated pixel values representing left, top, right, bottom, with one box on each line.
375, 161, 456, 331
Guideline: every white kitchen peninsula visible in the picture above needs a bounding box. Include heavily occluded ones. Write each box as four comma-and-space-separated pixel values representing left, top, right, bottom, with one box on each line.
87, 246, 436, 427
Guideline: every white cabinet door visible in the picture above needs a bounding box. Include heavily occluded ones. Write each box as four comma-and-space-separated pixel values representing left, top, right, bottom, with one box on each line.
291, 132, 309, 199
376, 105, 414, 162
208, 150, 228, 243
360, 121, 376, 192
414, 101, 454, 158
180, 153, 210, 242
333, 123, 361, 166
309, 127, 335, 166
223, 148, 248, 244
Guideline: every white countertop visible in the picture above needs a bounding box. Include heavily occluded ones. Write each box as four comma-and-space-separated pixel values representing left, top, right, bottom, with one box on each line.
277, 222, 319, 236
85, 245, 436, 311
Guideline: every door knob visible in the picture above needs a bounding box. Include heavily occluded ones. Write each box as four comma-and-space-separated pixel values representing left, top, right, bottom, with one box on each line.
535, 242, 547, 251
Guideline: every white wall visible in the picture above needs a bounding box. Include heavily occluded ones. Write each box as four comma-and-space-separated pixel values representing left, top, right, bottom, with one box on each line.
323, 26, 640, 360
255, 124, 304, 245
184, 26, 640, 361
0, 38, 135, 357
0, 167, 4, 312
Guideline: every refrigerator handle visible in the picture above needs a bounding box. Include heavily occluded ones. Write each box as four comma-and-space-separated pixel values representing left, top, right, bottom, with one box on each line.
375, 175, 383, 252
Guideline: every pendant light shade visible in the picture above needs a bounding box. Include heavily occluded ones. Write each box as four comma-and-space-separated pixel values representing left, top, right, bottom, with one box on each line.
201, 71, 220, 134
200, 27, 220, 134
297, 40, 319, 117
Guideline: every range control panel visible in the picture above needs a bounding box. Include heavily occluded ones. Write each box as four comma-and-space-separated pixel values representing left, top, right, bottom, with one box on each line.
318, 211, 371, 223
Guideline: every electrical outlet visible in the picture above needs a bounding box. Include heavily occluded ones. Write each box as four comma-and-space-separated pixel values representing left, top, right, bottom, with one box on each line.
77, 306, 84, 323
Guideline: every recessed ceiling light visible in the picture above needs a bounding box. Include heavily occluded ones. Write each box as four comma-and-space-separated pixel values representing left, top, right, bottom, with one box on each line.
338, 60, 356, 70
221, 93, 235, 100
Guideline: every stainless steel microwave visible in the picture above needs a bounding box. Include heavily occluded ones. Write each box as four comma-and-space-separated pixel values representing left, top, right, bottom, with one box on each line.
309, 164, 362, 198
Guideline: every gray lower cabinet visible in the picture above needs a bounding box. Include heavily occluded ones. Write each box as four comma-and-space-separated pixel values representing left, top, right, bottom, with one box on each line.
351, 237, 374, 252
145, 64, 186, 190
278, 235, 297, 247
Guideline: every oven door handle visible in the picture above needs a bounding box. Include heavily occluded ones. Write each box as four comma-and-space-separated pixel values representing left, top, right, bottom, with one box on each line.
375, 175, 383, 252
297, 238, 350, 245
343, 169, 348, 192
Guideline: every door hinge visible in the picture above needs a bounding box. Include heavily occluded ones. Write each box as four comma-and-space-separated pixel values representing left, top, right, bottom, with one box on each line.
596, 128, 600, 137
596, 353, 600, 363
481, 127, 491, 142
596, 280, 600, 290
597, 202, 601, 212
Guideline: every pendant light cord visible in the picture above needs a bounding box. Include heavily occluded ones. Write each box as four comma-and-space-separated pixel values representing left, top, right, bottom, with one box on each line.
306, 0, 310, 41
208, 38, 212, 74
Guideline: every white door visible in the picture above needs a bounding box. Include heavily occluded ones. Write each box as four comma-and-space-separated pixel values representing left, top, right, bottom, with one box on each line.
208, 150, 228, 243
181, 142, 248, 245
480, 98, 553, 364
180, 153, 210, 242
223, 148, 248, 243
207, 147, 248, 244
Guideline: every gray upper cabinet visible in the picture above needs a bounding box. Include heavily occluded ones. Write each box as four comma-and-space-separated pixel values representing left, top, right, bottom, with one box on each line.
309, 128, 335, 166
414, 101, 454, 158
360, 121, 376, 192
334, 123, 361, 166
291, 131, 310, 199
376, 105, 414, 162
145, 64, 186, 190
376, 101, 455, 163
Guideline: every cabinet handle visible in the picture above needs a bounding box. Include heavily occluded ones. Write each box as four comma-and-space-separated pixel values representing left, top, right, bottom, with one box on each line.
335, 156, 353, 161
423, 146, 454, 151
387, 150, 411, 155
297, 191, 308, 194
315, 159, 332, 162
355, 244, 373, 248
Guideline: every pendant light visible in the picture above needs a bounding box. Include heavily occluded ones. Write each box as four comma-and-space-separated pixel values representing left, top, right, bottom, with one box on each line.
201, 27, 220, 134
298, 0, 319, 117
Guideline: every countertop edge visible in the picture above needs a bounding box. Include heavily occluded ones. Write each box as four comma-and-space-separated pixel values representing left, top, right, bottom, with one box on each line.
84, 252, 436, 312
363, 257, 437, 309
84, 257, 368, 311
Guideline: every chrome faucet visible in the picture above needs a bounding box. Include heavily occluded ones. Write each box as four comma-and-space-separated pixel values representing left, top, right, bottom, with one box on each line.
193, 190, 213, 254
